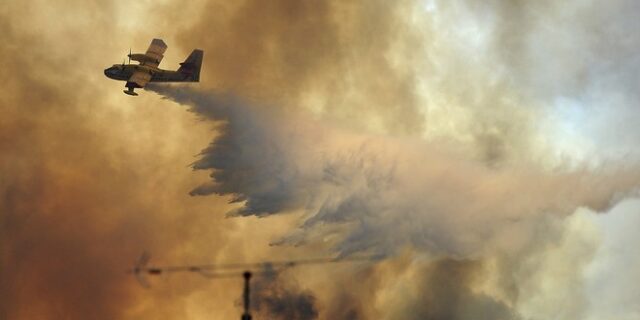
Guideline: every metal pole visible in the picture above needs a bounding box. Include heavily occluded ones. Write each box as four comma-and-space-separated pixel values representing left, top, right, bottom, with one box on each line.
241, 271, 252, 320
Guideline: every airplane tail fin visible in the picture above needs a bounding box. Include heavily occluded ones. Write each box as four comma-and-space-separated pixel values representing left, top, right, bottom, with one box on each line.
177, 49, 203, 82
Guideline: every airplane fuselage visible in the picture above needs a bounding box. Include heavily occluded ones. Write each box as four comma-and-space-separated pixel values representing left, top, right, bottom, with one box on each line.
104, 64, 194, 83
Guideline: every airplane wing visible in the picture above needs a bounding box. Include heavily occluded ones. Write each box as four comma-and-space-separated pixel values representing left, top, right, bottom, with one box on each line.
127, 70, 152, 89
141, 38, 167, 68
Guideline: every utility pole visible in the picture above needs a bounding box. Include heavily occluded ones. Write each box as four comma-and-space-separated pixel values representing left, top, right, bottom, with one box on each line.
241, 271, 252, 320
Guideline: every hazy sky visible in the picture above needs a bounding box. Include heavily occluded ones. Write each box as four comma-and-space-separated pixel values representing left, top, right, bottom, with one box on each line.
2, 1, 639, 319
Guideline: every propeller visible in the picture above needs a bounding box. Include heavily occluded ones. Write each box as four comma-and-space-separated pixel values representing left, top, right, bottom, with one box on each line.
128, 48, 131, 64
128, 251, 152, 288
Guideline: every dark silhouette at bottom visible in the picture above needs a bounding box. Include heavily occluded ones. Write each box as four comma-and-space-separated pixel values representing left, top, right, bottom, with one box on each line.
242, 271, 252, 320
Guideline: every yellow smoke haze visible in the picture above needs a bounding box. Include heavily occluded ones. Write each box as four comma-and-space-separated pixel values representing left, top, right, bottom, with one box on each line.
2, 1, 640, 319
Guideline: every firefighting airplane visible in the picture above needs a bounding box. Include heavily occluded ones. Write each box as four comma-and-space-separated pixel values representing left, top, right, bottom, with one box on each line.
104, 39, 203, 96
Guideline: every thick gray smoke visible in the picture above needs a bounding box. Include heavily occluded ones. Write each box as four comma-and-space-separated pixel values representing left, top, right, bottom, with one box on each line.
422, 0, 640, 164
250, 266, 318, 320
148, 84, 640, 259
143, 2, 640, 318
396, 259, 519, 320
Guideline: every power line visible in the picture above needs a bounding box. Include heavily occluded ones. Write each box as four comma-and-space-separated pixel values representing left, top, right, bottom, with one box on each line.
128, 252, 382, 319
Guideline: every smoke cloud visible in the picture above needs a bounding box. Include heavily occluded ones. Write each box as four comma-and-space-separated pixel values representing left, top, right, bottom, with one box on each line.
3, 0, 640, 319
390, 259, 518, 320
250, 266, 319, 320
148, 81, 639, 317
148, 84, 640, 259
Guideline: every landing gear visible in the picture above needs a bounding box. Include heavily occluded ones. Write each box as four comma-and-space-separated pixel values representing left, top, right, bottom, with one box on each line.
123, 86, 138, 96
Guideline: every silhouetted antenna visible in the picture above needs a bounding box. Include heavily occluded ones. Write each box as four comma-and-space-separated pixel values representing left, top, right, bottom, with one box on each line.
242, 271, 252, 320
128, 252, 383, 319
